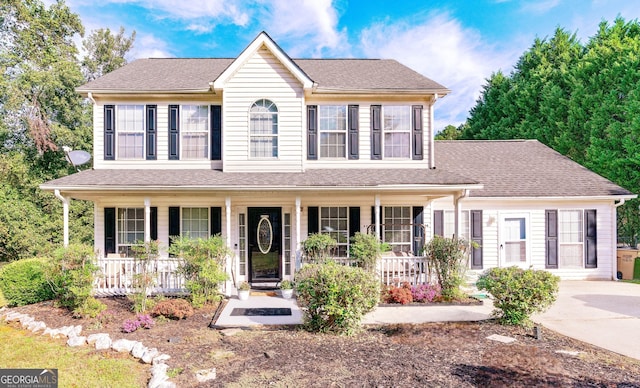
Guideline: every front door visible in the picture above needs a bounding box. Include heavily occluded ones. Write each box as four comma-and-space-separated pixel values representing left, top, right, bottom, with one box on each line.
248, 207, 282, 282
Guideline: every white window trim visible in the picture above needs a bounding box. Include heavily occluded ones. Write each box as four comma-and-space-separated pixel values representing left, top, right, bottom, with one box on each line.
382, 105, 412, 160
499, 212, 531, 267
558, 209, 585, 268
318, 105, 347, 159
115, 104, 145, 160
180, 207, 210, 239
249, 99, 279, 159
180, 105, 210, 160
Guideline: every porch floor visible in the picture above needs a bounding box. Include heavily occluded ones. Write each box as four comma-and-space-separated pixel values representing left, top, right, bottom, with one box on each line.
212, 294, 494, 328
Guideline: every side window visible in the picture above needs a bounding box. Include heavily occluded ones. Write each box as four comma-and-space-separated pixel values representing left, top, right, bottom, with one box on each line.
383, 106, 411, 158
117, 208, 144, 256
319, 207, 349, 257
382, 206, 412, 253
181, 207, 209, 239
117, 105, 144, 159
319, 105, 347, 158
249, 99, 278, 158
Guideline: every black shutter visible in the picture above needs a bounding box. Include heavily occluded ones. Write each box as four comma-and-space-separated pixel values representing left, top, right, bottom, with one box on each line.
348, 105, 359, 160
169, 105, 180, 160
307, 207, 319, 234
146, 105, 157, 160
545, 210, 558, 269
433, 210, 444, 237
211, 105, 222, 160
412, 207, 424, 255
470, 210, 483, 269
168, 207, 180, 247
104, 105, 115, 160
307, 105, 318, 160
585, 209, 597, 268
412, 105, 423, 160
349, 207, 360, 237
370, 105, 382, 160
150, 207, 158, 241
104, 207, 116, 254
211, 207, 222, 236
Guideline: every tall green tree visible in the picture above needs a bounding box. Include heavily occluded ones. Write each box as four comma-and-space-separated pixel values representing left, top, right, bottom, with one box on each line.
82, 27, 135, 82
462, 17, 640, 242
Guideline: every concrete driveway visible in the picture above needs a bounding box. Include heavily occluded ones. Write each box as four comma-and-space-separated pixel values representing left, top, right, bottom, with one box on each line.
533, 280, 640, 360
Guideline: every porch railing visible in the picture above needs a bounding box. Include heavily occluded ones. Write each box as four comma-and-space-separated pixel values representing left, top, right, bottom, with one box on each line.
94, 256, 187, 297
94, 255, 435, 296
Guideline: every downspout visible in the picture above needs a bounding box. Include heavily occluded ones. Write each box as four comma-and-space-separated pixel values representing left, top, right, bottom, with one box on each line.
429, 93, 438, 169
54, 190, 70, 247
87, 92, 97, 105
453, 189, 469, 238
612, 198, 626, 280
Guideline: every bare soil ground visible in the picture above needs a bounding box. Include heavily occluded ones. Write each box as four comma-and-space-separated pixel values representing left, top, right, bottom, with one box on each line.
9, 297, 640, 387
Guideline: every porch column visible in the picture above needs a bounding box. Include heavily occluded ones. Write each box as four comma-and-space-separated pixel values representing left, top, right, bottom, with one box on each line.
374, 194, 381, 239
54, 190, 70, 247
144, 198, 151, 243
295, 196, 301, 269
225, 196, 232, 295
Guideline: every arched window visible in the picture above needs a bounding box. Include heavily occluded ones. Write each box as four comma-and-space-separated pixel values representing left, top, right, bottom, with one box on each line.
249, 99, 278, 158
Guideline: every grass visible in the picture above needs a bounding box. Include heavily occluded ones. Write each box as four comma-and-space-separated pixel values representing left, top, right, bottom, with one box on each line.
0, 323, 149, 387
622, 279, 640, 284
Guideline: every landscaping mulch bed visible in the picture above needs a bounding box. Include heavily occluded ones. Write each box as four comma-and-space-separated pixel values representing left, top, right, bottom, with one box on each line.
9, 297, 640, 387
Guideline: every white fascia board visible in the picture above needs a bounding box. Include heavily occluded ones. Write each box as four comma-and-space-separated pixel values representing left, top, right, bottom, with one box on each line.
311, 88, 451, 96
467, 194, 637, 202
212, 32, 313, 90
40, 183, 483, 193
76, 88, 213, 97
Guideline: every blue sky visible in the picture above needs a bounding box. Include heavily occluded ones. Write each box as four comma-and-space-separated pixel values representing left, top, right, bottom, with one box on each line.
63, 0, 640, 131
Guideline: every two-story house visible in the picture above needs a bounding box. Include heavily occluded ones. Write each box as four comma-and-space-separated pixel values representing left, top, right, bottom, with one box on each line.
41, 32, 635, 295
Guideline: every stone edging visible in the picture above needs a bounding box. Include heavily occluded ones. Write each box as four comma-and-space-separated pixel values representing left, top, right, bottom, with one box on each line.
0, 307, 174, 388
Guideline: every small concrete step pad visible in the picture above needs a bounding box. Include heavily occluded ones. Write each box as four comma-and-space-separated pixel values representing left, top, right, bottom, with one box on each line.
486, 334, 517, 344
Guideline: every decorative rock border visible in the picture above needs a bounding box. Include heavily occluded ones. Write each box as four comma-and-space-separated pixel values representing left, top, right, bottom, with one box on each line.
0, 307, 175, 388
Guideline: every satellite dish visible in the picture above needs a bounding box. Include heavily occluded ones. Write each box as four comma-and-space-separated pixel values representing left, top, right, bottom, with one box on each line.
65, 149, 92, 168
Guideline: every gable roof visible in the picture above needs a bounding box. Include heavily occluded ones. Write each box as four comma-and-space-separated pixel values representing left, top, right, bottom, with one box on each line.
436, 140, 634, 198
76, 32, 449, 95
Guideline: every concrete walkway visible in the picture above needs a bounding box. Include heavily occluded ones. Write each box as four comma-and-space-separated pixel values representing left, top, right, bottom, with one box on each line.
213, 293, 494, 328
533, 280, 640, 361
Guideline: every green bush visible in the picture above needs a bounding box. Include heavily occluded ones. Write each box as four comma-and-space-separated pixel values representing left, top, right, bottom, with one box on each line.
168, 235, 230, 308
424, 235, 470, 300
0, 258, 55, 306
0, 287, 7, 307
349, 232, 389, 272
301, 233, 337, 263
476, 266, 560, 326
47, 243, 104, 316
295, 261, 380, 335
130, 240, 160, 313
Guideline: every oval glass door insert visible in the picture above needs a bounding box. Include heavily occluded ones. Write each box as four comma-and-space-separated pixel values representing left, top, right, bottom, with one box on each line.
257, 215, 273, 254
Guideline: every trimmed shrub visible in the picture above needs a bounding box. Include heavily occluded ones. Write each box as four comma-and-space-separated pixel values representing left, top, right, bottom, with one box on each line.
381, 282, 413, 304
411, 283, 442, 303
74, 296, 106, 319
168, 235, 230, 308
476, 266, 560, 326
151, 298, 194, 320
425, 235, 470, 300
47, 243, 101, 314
0, 258, 55, 306
295, 261, 380, 335
301, 233, 337, 263
349, 232, 389, 272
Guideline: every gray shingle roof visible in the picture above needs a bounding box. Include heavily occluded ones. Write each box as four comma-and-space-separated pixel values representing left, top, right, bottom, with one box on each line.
77, 58, 448, 93
435, 140, 633, 197
41, 168, 477, 190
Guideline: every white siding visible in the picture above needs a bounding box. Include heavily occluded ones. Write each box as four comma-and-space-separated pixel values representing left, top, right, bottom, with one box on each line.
222, 47, 304, 172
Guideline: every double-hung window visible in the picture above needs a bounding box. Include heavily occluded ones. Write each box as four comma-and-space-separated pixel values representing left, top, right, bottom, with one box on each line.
250, 99, 278, 158
181, 105, 209, 159
117, 105, 144, 159
383, 106, 411, 158
181, 208, 209, 239
319, 105, 347, 158
383, 206, 412, 253
320, 207, 349, 257
117, 208, 144, 256
558, 210, 584, 267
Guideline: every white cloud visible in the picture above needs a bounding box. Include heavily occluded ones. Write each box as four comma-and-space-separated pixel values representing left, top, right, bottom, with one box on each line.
360, 12, 519, 131
520, 0, 560, 14
258, 0, 350, 57
129, 33, 173, 58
